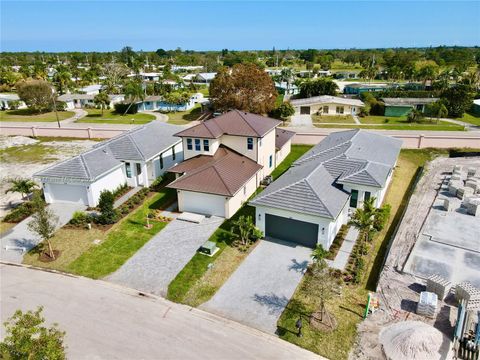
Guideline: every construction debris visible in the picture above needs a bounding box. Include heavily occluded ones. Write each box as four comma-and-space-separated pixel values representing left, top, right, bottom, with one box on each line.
427, 274, 452, 300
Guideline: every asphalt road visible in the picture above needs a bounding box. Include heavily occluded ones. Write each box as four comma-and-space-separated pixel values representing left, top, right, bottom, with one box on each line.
0, 264, 322, 360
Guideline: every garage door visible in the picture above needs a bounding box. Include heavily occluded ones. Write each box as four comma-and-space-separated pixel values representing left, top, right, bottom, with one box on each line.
47, 183, 89, 205
265, 214, 318, 248
180, 191, 225, 217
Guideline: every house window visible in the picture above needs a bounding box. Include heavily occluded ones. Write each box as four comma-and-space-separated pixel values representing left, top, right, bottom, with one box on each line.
269, 155, 273, 168
195, 138, 201, 151
243, 186, 246, 195
159, 153, 163, 169
172, 146, 176, 160
259, 138, 262, 147
364, 191, 371, 201
125, 162, 132, 178
247, 137, 253, 150
203, 139, 209, 151
350, 189, 359, 208
187, 138, 192, 150
336, 106, 344, 114
323, 106, 329, 114
136, 163, 142, 175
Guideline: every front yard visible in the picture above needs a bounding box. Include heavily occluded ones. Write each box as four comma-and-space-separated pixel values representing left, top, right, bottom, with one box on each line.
22, 188, 176, 278
312, 115, 356, 124
276, 149, 448, 360
166, 104, 203, 125
0, 109, 75, 122
76, 109, 155, 124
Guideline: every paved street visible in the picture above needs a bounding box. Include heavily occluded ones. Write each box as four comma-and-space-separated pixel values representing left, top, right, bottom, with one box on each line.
202, 238, 312, 334
0, 264, 322, 360
107, 216, 224, 296
0, 203, 84, 263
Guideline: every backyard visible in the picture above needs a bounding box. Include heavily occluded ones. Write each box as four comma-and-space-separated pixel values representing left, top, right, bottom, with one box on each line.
167, 145, 313, 306
276, 148, 450, 360
0, 109, 74, 122
76, 109, 155, 124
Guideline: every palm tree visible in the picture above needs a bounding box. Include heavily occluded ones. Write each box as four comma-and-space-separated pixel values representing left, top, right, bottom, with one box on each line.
312, 244, 328, 264
5, 178, 38, 200
279, 68, 294, 93
123, 81, 145, 115
93, 92, 110, 116
349, 206, 374, 247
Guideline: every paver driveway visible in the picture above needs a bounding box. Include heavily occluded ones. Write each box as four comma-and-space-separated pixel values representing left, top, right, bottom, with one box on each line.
202, 238, 312, 334
107, 216, 223, 296
0, 202, 85, 263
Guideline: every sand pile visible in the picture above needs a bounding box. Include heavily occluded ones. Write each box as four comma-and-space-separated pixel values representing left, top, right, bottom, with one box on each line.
379, 321, 452, 360
0, 135, 39, 150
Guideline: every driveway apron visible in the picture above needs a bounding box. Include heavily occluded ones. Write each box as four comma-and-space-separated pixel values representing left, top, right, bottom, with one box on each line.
201, 238, 312, 334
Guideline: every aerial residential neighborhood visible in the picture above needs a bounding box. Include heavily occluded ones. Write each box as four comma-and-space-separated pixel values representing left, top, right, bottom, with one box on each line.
0, 1, 479, 360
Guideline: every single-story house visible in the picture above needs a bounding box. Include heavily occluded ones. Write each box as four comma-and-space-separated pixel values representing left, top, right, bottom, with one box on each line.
382, 98, 439, 117
250, 129, 402, 250
172, 65, 204, 73
0, 93, 27, 110
182, 74, 197, 82
58, 93, 125, 110
194, 73, 217, 84
290, 95, 364, 116
79, 84, 103, 95
166, 110, 294, 218
34, 122, 184, 207
275, 82, 299, 95
473, 99, 480, 116
344, 83, 389, 94
333, 71, 360, 80
137, 93, 201, 112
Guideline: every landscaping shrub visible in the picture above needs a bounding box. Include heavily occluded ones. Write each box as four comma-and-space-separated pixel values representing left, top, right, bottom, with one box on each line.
69, 211, 92, 226
149, 176, 164, 192
111, 183, 130, 199
97, 190, 117, 225
3, 201, 37, 223
114, 102, 138, 115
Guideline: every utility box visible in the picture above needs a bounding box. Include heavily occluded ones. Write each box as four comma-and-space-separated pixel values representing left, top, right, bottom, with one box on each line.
198, 240, 219, 257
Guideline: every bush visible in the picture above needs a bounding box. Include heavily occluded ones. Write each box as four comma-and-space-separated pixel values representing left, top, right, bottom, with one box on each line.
3, 201, 37, 223
111, 183, 129, 199
69, 211, 92, 226
55, 101, 67, 111
97, 190, 117, 225
114, 102, 138, 115
149, 176, 164, 192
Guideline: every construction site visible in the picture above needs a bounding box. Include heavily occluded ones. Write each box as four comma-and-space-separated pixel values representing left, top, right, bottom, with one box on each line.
353, 156, 480, 360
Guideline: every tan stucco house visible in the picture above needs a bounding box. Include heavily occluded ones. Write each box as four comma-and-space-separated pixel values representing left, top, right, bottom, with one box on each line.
290, 95, 364, 116
167, 110, 295, 218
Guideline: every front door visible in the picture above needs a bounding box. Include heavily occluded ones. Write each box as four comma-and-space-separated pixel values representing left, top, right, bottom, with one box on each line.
136, 163, 144, 186
350, 189, 359, 208
300, 106, 311, 115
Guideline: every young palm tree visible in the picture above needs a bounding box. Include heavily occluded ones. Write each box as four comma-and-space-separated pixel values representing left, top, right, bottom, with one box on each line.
93, 92, 110, 116
349, 207, 374, 246
5, 178, 38, 200
123, 81, 145, 115
312, 244, 328, 264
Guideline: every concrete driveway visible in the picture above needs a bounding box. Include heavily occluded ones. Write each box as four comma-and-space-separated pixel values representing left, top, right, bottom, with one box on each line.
0, 202, 84, 263
202, 238, 312, 334
290, 114, 313, 127
1, 264, 322, 360
107, 216, 224, 296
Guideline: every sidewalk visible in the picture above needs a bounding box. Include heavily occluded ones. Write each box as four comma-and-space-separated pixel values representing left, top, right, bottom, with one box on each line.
113, 187, 143, 208
331, 227, 359, 270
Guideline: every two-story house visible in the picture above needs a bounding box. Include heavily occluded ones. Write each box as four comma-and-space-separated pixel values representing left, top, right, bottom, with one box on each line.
167, 110, 295, 218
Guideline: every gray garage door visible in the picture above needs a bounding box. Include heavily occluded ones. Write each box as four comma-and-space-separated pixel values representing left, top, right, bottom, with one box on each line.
265, 214, 318, 248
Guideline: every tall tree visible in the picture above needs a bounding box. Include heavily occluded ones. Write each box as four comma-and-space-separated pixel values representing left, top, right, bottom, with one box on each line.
102, 62, 128, 94
441, 84, 474, 118
93, 92, 110, 115
210, 63, 277, 114
0, 307, 66, 360
16, 80, 53, 113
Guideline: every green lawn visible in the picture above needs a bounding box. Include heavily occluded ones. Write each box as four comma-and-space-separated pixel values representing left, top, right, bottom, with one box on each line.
76, 109, 155, 124
67, 189, 176, 278
459, 112, 480, 126
0, 109, 74, 122
277, 149, 448, 360
167, 145, 313, 305
315, 122, 465, 131
312, 115, 356, 124
166, 104, 202, 125
359, 115, 409, 124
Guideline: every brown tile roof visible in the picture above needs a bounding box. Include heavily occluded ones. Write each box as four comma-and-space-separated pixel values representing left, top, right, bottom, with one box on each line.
175, 110, 281, 139
275, 128, 295, 150
167, 146, 262, 196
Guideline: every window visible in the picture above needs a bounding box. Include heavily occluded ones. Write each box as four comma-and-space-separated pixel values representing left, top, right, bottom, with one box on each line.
187, 138, 192, 150
203, 139, 209, 151
136, 163, 142, 175
259, 138, 262, 147
336, 106, 344, 114
269, 155, 273, 168
350, 189, 359, 208
125, 162, 132, 178
323, 106, 329, 114
172, 146, 176, 160
364, 191, 371, 201
243, 186, 246, 195
159, 154, 163, 169
195, 138, 201, 151
247, 137, 253, 150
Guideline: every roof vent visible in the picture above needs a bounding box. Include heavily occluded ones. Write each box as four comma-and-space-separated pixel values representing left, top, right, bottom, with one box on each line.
103, 149, 107, 153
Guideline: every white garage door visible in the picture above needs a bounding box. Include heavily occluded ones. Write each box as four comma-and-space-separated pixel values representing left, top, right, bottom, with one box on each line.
47, 183, 89, 205
180, 191, 225, 217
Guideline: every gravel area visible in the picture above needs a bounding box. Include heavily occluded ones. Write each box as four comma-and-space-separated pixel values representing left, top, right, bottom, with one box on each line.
107, 216, 224, 296
0, 135, 97, 217
201, 238, 312, 334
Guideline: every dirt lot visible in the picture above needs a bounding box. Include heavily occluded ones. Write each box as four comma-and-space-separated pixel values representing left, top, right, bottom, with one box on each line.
0, 135, 98, 217
352, 156, 480, 360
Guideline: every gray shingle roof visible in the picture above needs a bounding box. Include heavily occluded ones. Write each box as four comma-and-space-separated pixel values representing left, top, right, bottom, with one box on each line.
35, 122, 182, 182
250, 129, 402, 219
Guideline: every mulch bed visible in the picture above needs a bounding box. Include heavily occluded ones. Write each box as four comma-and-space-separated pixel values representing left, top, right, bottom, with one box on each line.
310, 310, 337, 332
38, 250, 61, 262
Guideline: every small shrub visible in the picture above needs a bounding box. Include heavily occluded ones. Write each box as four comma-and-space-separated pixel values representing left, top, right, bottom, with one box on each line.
149, 176, 164, 192
111, 183, 129, 199
97, 190, 117, 225
69, 211, 92, 226
3, 201, 37, 223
